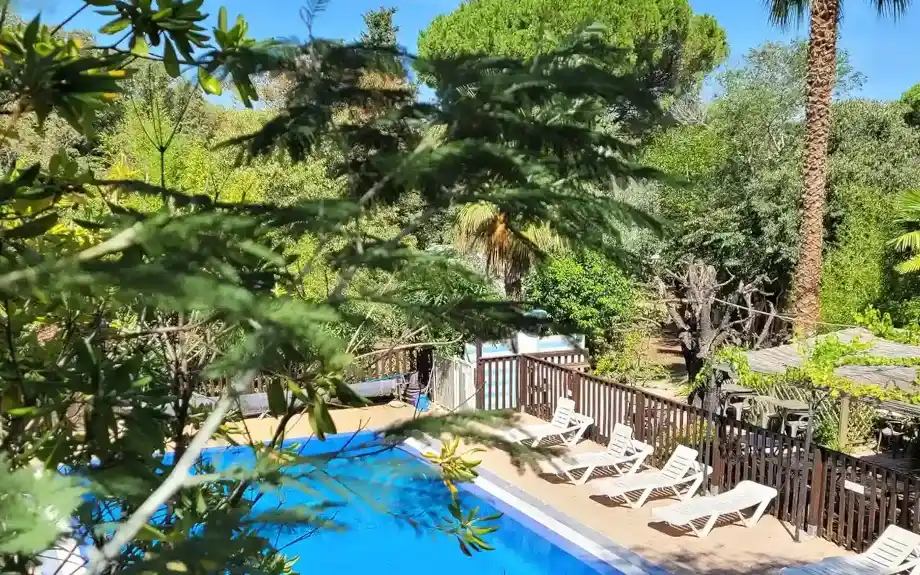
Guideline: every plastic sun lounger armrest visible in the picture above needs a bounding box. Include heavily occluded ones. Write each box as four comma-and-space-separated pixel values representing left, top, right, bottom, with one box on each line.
558, 415, 594, 446
582, 445, 651, 484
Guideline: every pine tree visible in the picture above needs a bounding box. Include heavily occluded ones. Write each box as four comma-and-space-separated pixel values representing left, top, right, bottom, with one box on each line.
0, 2, 666, 573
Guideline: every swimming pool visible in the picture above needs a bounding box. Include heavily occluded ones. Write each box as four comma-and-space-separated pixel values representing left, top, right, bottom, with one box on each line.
203, 431, 654, 575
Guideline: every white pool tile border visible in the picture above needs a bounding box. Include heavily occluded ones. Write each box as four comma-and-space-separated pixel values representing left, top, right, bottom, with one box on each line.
404, 436, 670, 575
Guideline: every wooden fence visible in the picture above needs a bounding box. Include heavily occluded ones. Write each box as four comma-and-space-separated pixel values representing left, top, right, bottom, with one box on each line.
478, 353, 920, 553
204, 348, 419, 395
475, 350, 588, 411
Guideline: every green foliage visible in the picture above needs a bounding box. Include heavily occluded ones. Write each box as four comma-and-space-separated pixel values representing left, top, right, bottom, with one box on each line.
0, 4, 670, 574
416, 0, 728, 98
456, 202, 563, 297
902, 82, 920, 127
0, 460, 84, 555
524, 250, 636, 351
645, 40, 920, 317
819, 186, 893, 325
643, 41, 819, 282
593, 328, 667, 385
361, 6, 399, 48
694, 335, 920, 450
422, 436, 484, 494
853, 305, 920, 345
892, 188, 920, 274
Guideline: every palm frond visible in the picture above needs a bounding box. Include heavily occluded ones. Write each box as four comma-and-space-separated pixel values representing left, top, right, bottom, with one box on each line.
456, 202, 502, 253
891, 231, 920, 253
871, 0, 913, 19
764, 0, 810, 28
896, 254, 920, 274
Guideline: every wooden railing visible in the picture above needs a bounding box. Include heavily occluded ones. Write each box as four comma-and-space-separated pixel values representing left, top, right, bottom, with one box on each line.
476, 350, 588, 411
477, 353, 920, 554
204, 348, 419, 395
528, 349, 589, 370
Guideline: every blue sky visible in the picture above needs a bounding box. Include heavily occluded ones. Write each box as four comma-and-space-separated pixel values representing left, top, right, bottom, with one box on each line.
17, 0, 920, 101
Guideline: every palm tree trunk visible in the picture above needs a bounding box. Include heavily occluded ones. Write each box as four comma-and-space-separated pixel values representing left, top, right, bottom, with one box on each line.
791, 0, 839, 334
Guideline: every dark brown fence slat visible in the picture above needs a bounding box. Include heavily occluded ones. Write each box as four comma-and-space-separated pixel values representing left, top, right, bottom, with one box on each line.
912, 477, 920, 534
835, 454, 846, 546
845, 457, 856, 549
856, 460, 867, 550
499, 353, 918, 556
888, 471, 899, 526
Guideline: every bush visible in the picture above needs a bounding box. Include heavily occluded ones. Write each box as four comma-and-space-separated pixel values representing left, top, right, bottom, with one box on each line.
524, 251, 637, 354
593, 328, 667, 385
820, 185, 892, 325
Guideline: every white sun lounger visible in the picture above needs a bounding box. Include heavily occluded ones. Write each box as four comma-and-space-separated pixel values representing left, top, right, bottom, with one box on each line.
651, 480, 777, 537
538, 423, 653, 484
502, 397, 594, 447
589, 445, 709, 508
781, 524, 920, 574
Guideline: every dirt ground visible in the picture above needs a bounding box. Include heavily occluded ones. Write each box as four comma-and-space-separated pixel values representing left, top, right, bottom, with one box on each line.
638, 334, 689, 402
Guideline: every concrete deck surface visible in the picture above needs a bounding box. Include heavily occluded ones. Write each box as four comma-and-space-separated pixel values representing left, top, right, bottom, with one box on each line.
228, 404, 849, 575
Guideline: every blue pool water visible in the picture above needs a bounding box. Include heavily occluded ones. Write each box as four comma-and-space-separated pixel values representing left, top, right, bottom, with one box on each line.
204, 432, 625, 575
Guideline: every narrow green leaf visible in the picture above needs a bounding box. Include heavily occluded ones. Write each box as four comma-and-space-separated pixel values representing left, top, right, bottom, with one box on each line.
137, 524, 167, 541
458, 539, 471, 557
23, 16, 40, 46
163, 39, 180, 78
218, 6, 228, 32
198, 67, 222, 95
266, 380, 287, 416
152, 7, 173, 21
100, 17, 130, 35
130, 34, 149, 57
2, 214, 59, 239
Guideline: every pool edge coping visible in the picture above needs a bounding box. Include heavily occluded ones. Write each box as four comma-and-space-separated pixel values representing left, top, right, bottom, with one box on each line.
403, 436, 672, 575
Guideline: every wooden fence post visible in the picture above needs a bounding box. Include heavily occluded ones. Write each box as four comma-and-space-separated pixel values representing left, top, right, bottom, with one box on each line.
517, 355, 527, 412
633, 391, 646, 442
710, 417, 723, 492
475, 341, 485, 410
837, 394, 850, 452
569, 369, 581, 413
808, 447, 826, 537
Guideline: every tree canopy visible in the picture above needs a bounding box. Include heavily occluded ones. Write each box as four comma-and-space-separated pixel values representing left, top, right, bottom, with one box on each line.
0, 1, 674, 572
416, 0, 728, 98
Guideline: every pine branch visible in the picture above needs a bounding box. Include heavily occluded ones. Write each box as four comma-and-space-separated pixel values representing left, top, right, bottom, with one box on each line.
86, 370, 256, 575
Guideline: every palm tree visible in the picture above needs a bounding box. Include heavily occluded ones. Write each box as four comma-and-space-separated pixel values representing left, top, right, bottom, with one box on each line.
766, 0, 911, 333
455, 202, 563, 297
891, 189, 920, 273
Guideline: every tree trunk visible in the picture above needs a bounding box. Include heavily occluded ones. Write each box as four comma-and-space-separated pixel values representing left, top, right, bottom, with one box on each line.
681, 344, 704, 385
791, 0, 839, 335
503, 275, 522, 299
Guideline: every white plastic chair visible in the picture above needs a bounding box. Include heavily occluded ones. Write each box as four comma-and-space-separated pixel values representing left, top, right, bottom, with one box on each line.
588, 445, 709, 508
652, 480, 777, 537
781, 524, 920, 574
502, 397, 593, 447
538, 423, 652, 484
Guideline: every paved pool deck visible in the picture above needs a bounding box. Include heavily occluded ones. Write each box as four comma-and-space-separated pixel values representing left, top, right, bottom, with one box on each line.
227, 404, 850, 575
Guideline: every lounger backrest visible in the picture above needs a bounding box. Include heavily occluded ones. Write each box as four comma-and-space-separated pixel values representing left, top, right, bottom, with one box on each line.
550, 397, 576, 428
237, 392, 270, 417
607, 423, 634, 458
862, 525, 920, 570
660, 445, 700, 481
